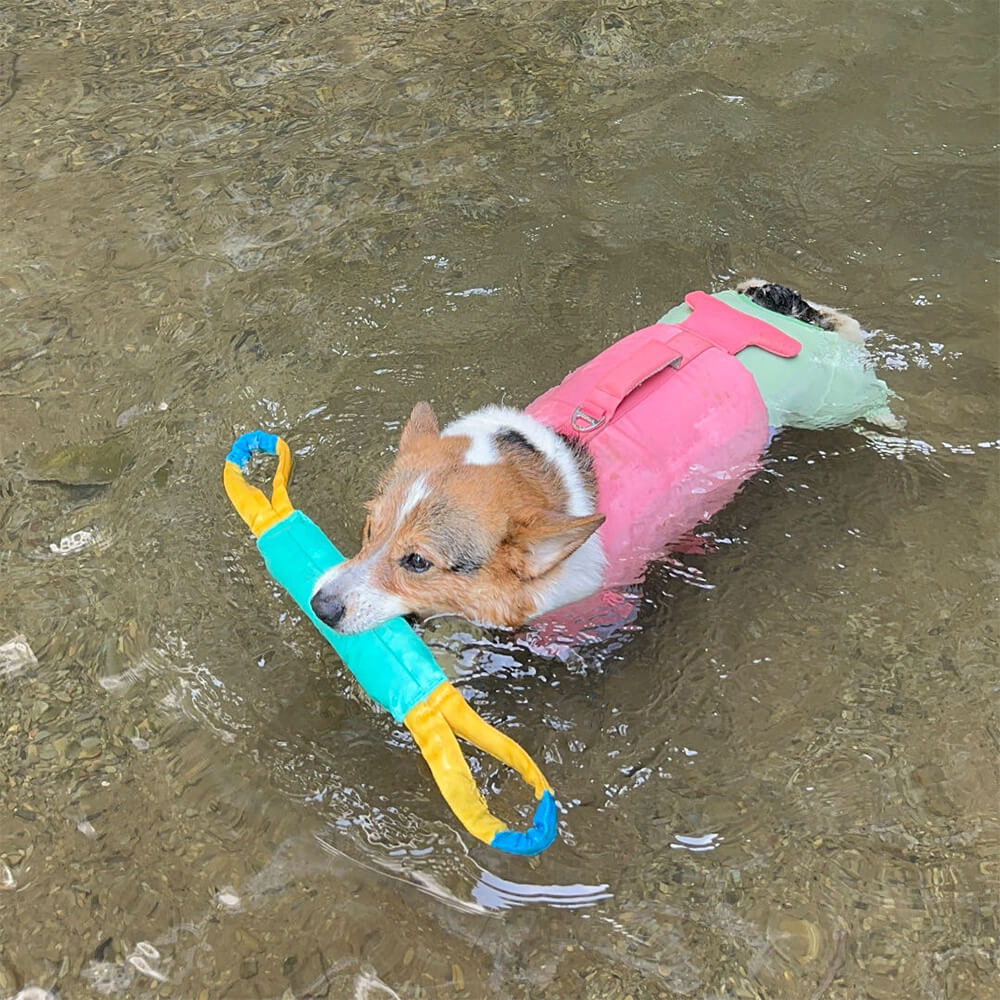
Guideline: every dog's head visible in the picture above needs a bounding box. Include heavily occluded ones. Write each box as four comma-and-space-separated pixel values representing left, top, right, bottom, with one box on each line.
309, 402, 604, 633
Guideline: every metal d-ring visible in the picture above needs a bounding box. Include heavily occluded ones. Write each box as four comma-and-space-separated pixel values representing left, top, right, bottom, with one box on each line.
570, 406, 606, 433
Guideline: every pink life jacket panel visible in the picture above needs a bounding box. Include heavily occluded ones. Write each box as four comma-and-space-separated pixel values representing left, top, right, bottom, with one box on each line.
526, 292, 801, 585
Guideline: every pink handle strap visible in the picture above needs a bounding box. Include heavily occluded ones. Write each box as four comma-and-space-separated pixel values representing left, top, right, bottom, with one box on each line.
569, 291, 801, 433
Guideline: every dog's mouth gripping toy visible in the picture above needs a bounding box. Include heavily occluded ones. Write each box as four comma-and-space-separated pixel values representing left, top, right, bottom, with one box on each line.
224, 432, 557, 856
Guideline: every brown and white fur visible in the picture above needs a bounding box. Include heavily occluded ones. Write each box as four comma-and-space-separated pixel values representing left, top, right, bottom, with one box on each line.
310, 280, 863, 636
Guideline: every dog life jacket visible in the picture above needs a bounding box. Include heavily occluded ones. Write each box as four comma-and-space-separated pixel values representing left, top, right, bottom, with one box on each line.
526, 290, 896, 588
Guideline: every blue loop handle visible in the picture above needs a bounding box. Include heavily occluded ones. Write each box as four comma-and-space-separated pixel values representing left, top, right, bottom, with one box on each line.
490, 791, 558, 857
227, 431, 279, 469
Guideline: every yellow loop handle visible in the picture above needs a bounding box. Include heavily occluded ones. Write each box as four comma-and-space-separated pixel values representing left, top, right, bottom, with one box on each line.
223, 432, 295, 537
405, 683, 555, 851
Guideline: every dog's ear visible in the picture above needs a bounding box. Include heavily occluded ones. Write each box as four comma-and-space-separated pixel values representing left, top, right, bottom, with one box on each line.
515, 511, 605, 580
399, 401, 439, 454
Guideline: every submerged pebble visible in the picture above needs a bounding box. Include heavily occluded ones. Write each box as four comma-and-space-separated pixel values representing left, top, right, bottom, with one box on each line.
0, 635, 37, 678
25, 438, 134, 486
767, 913, 823, 965
578, 10, 641, 63
215, 888, 242, 910
115, 400, 168, 429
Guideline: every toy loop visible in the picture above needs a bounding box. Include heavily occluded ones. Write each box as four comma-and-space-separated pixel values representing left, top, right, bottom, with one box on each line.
404, 682, 557, 856
224, 431, 294, 537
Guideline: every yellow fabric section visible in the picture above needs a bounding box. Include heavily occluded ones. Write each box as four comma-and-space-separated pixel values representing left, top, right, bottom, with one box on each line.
223, 437, 295, 537
404, 682, 553, 845
269, 436, 294, 517
405, 685, 508, 845
435, 683, 553, 799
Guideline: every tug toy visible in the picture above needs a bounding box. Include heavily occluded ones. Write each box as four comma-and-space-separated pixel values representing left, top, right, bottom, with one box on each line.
224, 432, 557, 856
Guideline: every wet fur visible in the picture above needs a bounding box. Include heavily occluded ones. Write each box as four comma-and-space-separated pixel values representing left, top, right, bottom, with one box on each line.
736, 278, 864, 344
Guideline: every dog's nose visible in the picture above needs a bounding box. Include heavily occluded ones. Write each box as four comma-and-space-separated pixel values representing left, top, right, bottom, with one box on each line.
310, 590, 346, 629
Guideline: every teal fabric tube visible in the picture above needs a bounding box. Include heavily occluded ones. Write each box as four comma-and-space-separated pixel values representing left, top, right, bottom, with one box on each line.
256, 510, 446, 723
659, 290, 898, 429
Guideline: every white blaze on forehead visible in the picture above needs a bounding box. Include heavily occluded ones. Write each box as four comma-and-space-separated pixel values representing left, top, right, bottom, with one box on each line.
397, 475, 429, 526
306, 476, 435, 634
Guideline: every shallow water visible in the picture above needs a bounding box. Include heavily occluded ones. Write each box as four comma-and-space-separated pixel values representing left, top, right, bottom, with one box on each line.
1, 1, 998, 998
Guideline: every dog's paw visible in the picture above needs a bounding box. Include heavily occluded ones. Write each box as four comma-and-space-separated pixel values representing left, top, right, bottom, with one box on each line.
736, 278, 864, 345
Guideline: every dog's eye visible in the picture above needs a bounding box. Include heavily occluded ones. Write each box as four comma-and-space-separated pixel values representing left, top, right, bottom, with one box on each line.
400, 552, 432, 573
363, 516, 373, 542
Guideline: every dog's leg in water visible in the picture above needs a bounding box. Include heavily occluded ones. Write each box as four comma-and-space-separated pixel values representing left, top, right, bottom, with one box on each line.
736, 278, 864, 344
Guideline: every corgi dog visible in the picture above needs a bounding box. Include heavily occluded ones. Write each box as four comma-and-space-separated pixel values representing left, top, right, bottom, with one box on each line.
310, 280, 870, 636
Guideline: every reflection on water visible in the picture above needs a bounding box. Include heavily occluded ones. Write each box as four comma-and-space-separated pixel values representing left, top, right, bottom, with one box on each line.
1, 0, 997, 997
316, 832, 613, 913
